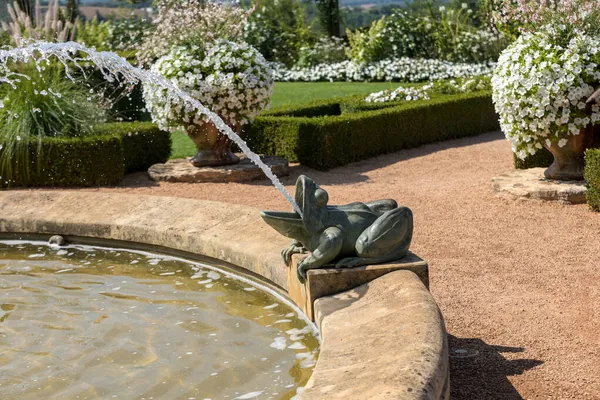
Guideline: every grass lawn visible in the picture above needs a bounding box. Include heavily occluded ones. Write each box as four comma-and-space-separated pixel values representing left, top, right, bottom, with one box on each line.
169, 81, 403, 159
270, 82, 401, 108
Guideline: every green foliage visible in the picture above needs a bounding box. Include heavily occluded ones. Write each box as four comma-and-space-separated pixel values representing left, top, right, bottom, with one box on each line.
245, 91, 499, 170
513, 148, 553, 170
346, 17, 388, 63
0, 62, 106, 184
76, 17, 112, 50
378, 10, 437, 59
345, 3, 507, 64
339, 5, 402, 30
64, 0, 79, 24
76, 16, 150, 53
316, 0, 341, 37
297, 36, 348, 67
95, 122, 172, 172
0, 135, 124, 188
0, 121, 170, 187
270, 82, 399, 108
244, 0, 312, 66
105, 15, 150, 52
585, 149, 600, 211
0, 30, 10, 46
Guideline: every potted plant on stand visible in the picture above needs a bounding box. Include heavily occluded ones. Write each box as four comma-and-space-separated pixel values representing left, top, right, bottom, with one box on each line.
143, 41, 274, 167
491, 0, 600, 180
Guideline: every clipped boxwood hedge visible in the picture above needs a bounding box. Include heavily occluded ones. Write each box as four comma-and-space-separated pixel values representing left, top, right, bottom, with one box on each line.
584, 148, 600, 211
96, 122, 172, 172
0, 135, 124, 188
514, 148, 554, 169
0, 122, 171, 188
245, 91, 500, 170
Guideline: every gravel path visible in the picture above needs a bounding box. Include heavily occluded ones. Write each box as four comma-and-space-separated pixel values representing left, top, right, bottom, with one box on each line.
90, 131, 600, 399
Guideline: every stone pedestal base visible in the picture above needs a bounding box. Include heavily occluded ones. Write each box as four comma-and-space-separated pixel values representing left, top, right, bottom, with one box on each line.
148, 154, 289, 183
492, 168, 586, 204
287, 252, 429, 321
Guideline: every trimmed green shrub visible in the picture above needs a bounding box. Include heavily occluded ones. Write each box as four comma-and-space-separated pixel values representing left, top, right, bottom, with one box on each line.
266, 100, 342, 118
0, 122, 171, 188
585, 149, 600, 211
514, 148, 554, 170
0, 135, 124, 188
245, 91, 500, 170
95, 122, 172, 172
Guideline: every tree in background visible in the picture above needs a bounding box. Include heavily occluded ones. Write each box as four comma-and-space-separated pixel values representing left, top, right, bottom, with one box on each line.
245, 0, 312, 65
316, 0, 340, 37
64, 0, 79, 24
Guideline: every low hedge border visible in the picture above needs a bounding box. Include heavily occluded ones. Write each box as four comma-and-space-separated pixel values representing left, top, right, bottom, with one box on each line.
0, 122, 171, 188
585, 149, 600, 211
95, 122, 172, 172
514, 148, 554, 169
0, 135, 124, 188
245, 91, 500, 170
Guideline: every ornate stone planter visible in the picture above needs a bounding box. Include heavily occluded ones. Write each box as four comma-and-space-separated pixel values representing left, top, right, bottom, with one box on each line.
186, 122, 240, 167
543, 124, 599, 181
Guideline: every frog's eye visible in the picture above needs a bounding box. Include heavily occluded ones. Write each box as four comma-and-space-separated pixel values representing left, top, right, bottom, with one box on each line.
315, 188, 328, 207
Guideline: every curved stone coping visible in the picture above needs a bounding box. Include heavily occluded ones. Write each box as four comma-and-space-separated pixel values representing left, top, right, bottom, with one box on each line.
303, 270, 449, 400
0, 190, 449, 400
0, 190, 290, 290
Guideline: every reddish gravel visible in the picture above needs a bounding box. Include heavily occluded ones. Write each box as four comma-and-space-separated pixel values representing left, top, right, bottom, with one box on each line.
87, 131, 600, 399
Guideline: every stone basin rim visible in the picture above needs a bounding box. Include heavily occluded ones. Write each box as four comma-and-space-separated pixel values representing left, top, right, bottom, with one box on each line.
0, 190, 449, 400
0, 231, 292, 300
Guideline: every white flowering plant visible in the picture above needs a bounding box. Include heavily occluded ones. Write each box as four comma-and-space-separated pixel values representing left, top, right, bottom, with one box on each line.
365, 85, 432, 103
244, 0, 310, 67
365, 76, 491, 103
491, 28, 600, 159
143, 40, 274, 132
297, 37, 348, 67
344, 5, 507, 66
138, 0, 251, 67
274, 57, 493, 82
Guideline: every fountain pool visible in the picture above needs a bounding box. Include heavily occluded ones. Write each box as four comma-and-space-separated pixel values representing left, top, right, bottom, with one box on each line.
0, 241, 319, 399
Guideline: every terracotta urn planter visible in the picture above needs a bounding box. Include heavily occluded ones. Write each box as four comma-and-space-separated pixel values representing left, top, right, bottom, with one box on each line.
543, 124, 600, 181
186, 122, 240, 168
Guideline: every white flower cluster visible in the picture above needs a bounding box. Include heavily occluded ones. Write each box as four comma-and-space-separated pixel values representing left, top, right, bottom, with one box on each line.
365, 76, 491, 103
143, 40, 274, 131
274, 58, 493, 82
365, 85, 432, 103
106, 16, 150, 51
432, 76, 491, 94
452, 29, 508, 63
138, 0, 250, 66
491, 29, 600, 159
297, 37, 349, 67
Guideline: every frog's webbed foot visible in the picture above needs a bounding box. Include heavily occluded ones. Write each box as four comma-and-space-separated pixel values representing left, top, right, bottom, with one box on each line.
281, 240, 307, 266
296, 227, 344, 283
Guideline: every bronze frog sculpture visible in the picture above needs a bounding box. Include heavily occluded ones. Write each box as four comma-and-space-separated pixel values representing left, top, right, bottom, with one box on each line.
261, 175, 413, 283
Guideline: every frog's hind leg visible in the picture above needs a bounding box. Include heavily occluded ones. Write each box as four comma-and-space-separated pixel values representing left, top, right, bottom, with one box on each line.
363, 199, 398, 215
335, 207, 413, 269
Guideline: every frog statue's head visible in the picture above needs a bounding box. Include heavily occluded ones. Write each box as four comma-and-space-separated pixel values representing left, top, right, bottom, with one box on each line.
260, 175, 328, 240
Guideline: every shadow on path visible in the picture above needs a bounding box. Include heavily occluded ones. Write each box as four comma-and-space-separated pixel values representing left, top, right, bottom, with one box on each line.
109, 131, 505, 189
245, 130, 505, 187
449, 335, 543, 400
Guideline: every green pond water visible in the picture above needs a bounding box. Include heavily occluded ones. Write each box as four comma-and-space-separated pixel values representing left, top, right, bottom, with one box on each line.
0, 241, 319, 400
